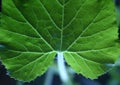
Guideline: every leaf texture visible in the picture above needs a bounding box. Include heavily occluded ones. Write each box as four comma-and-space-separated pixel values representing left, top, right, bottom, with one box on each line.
0, 0, 120, 81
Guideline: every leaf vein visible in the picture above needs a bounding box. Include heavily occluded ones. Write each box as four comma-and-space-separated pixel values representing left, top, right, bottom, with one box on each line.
63, 0, 87, 29
13, 1, 54, 51
38, 0, 61, 31
66, 6, 103, 50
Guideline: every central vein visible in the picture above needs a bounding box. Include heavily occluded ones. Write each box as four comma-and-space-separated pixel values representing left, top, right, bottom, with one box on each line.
60, 1, 65, 51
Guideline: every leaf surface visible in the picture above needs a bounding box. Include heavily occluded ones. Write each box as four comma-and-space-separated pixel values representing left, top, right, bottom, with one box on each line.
0, 0, 120, 81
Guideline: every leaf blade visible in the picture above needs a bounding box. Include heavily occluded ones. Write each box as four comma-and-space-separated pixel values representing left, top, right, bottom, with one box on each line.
1, 0, 120, 81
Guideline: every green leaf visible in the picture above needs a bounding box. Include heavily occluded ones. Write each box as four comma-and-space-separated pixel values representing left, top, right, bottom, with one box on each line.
0, 0, 120, 81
